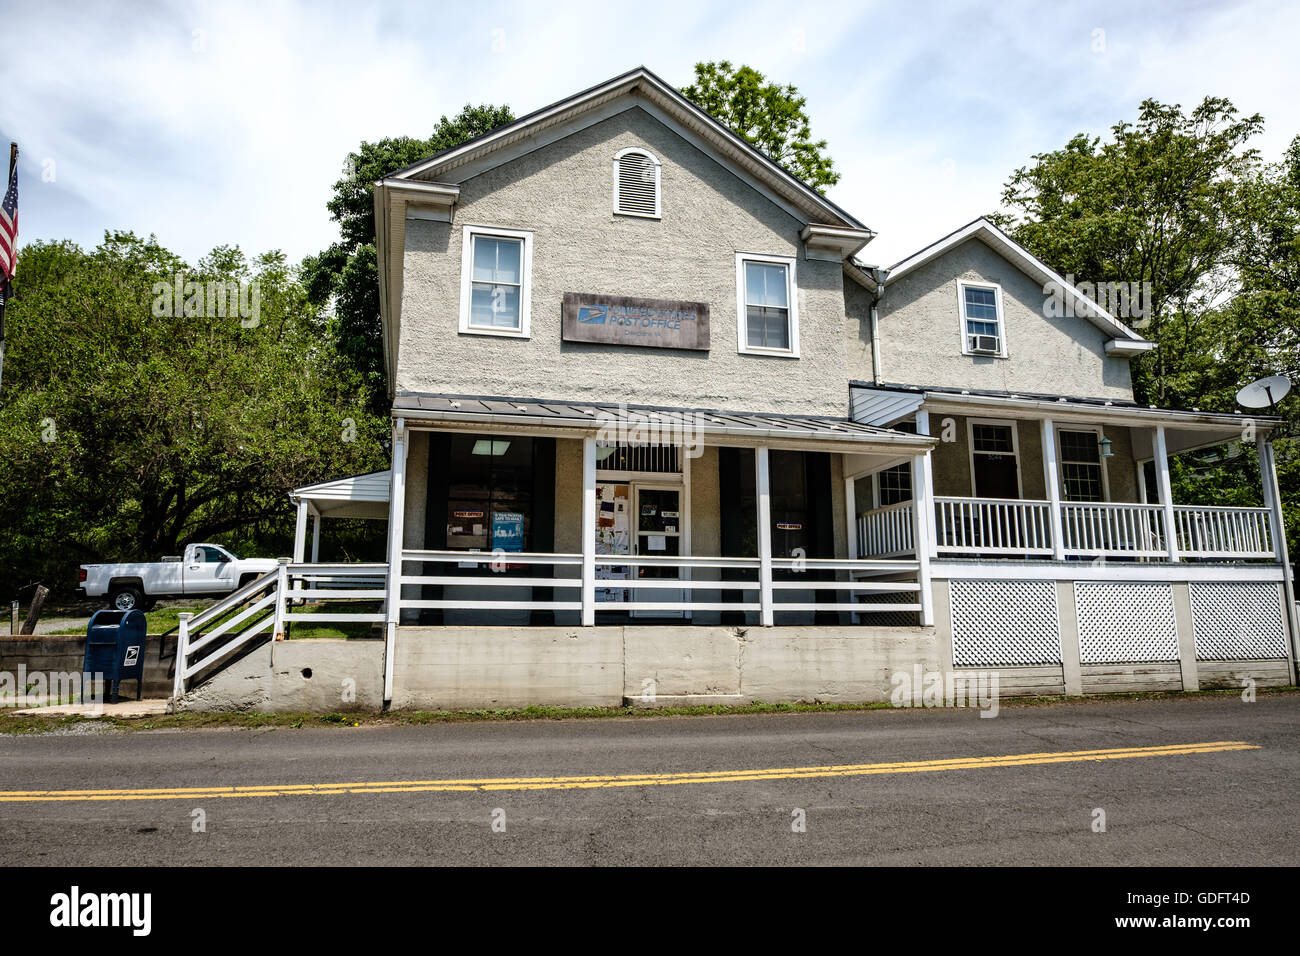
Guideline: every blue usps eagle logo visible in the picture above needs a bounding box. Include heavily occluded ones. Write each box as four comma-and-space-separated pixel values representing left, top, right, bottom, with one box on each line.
577, 305, 607, 324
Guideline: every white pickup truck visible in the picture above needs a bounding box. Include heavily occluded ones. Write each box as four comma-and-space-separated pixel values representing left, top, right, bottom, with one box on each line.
78, 544, 279, 611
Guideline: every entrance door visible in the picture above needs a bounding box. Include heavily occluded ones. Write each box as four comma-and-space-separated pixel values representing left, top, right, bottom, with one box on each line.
632, 484, 686, 618
969, 421, 1021, 499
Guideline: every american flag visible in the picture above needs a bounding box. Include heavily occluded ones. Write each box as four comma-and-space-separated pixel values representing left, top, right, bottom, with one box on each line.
0, 161, 17, 287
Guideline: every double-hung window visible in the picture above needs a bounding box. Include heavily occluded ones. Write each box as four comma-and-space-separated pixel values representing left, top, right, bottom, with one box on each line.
737, 253, 798, 356
958, 281, 1004, 356
459, 226, 532, 337
1058, 429, 1107, 502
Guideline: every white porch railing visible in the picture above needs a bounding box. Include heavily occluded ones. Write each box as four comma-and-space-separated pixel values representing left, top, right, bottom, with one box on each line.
1173, 505, 1275, 559
934, 497, 1054, 556
173, 561, 388, 698
1060, 502, 1168, 558
856, 497, 1277, 562
856, 501, 915, 558
396, 550, 923, 620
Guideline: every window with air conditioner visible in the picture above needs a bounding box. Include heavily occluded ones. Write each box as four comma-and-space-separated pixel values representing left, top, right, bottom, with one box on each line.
613, 148, 661, 218
958, 281, 1005, 356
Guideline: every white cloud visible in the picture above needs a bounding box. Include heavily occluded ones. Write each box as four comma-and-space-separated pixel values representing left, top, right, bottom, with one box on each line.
4, 0, 1297, 269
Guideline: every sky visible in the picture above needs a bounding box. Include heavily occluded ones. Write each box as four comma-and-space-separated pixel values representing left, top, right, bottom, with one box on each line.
2, 0, 1298, 268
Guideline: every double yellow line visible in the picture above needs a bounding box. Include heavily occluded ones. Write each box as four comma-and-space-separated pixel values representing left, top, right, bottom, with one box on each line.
0, 740, 1256, 803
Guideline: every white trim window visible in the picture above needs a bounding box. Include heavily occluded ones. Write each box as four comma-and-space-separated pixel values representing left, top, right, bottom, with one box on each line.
459, 225, 532, 337
967, 418, 1022, 499
1058, 427, 1110, 502
613, 147, 661, 218
957, 280, 1006, 357
736, 253, 799, 356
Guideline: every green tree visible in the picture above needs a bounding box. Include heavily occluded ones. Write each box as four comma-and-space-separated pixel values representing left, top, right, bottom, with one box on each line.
989, 97, 1264, 409
680, 61, 840, 191
303, 104, 515, 412
0, 233, 387, 598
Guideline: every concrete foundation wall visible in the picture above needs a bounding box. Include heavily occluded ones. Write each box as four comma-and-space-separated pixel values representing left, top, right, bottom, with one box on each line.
390, 623, 940, 710
0, 634, 174, 699
178, 639, 385, 713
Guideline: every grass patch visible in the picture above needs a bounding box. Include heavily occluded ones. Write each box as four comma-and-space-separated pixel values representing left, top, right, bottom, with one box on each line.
48, 604, 210, 635
1, 685, 1295, 736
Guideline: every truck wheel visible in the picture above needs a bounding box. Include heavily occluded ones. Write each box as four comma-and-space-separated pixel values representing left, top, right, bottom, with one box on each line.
108, 586, 145, 611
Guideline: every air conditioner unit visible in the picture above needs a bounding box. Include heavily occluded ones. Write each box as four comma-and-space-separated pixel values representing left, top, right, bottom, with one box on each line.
969, 334, 1000, 354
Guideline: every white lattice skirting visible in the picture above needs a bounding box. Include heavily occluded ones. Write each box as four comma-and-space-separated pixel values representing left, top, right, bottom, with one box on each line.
950, 580, 1063, 666
1075, 582, 1180, 664
1189, 582, 1288, 660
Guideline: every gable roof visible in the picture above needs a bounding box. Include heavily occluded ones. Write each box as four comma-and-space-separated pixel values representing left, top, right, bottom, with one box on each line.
384, 66, 867, 230
882, 218, 1155, 353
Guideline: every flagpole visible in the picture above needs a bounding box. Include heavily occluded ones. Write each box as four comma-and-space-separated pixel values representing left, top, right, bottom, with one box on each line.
0, 140, 14, 395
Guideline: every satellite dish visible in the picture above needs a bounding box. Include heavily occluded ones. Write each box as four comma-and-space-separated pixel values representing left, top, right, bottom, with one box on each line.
1236, 375, 1292, 411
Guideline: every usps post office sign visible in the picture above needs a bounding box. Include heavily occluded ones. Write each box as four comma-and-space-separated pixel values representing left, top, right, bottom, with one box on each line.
562, 293, 710, 351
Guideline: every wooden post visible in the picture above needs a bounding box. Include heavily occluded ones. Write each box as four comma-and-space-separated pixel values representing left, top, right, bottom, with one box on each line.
844, 467, 858, 561
310, 511, 321, 564
383, 418, 408, 703
915, 410, 937, 559
293, 500, 309, 563
1258, 438, 1300, 665
18, 584, 48, 635
1153, 425, 1179, 561
581, 435, 596, 626
756, 446, 774, 627
173, 612, 192, 700
1041, 419, 1066, 560
911, 451, 934, 626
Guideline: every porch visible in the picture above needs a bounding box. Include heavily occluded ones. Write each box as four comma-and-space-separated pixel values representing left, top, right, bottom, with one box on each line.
850, 386, 1291, 567
382, 395, 938, 655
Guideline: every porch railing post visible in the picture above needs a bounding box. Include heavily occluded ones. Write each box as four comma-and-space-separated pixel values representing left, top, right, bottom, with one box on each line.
756, 446, 774, 626
173, 611, 192, 701
383, 418, 408, 703
271, 557, 290, 641
581, 435, 596, 626
1153, 425, 1179, 561
1041, 419, 1066, 560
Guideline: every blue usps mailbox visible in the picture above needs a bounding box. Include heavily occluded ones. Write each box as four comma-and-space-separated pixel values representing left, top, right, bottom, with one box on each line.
83, 609, 147, 703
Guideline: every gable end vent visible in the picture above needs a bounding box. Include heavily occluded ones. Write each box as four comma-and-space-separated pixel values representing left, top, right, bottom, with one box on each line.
614, 148, 661, 218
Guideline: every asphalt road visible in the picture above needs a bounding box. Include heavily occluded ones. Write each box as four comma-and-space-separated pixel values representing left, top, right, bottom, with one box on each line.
1, 695, 1296, 866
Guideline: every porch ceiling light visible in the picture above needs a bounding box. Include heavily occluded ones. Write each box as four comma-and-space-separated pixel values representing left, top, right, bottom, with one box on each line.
1098, 436, 1114, 458
472, 439, 511, 456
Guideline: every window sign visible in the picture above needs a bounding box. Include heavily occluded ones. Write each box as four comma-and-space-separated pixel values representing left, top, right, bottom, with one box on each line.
491, 512, 525, 552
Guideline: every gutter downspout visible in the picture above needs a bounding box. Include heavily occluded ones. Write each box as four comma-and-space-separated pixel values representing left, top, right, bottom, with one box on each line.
869, 269, 887, 386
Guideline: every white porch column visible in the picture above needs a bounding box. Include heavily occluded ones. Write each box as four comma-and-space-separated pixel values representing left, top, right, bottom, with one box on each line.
581, 435, 596, 626
1258, 437, 1300, 664
310, 511, 321, 564
915, 410, 937, 559
756, 446, 774, 626
844, 470, 858, 561
1041, 419, 1066, 560
292, 500, 309, 564
383, 418, 408, 703
1153, 425, 1179, 562
911, 449, 935, 626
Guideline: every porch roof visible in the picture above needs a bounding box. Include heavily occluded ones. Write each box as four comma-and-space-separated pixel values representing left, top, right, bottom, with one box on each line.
392, 392, 934, 455
290, 469, 391, 519
850, 381, 1278, 457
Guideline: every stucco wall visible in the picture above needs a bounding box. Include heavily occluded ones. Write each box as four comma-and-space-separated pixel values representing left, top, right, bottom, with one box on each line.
397, 106, 850, 416
873, 237, 1134, 400
926, 413, 1141, 502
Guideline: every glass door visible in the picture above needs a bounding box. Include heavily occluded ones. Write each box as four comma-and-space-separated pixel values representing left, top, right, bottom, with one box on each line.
632, 484, 685, 618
